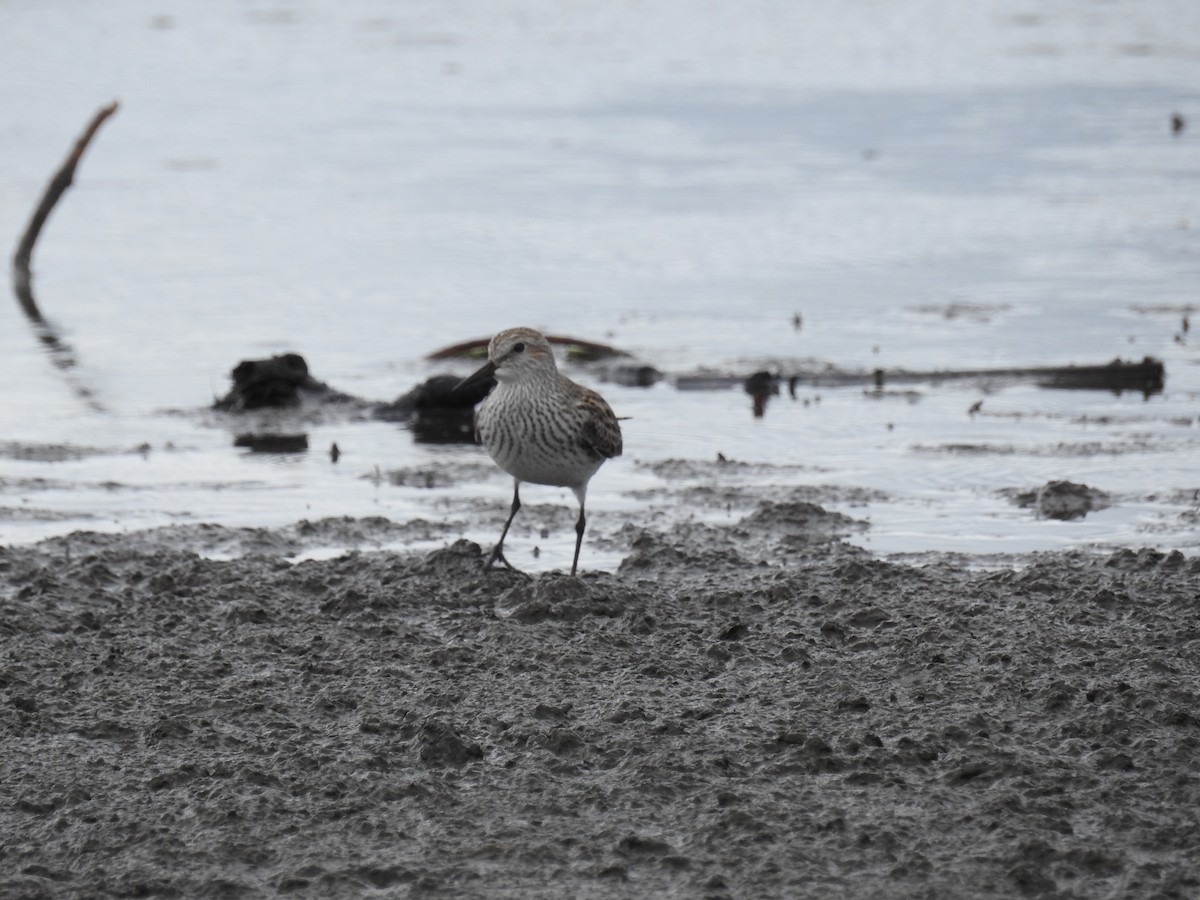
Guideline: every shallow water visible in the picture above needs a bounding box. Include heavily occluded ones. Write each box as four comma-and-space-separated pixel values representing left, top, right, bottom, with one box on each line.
2, 0, 1198, 567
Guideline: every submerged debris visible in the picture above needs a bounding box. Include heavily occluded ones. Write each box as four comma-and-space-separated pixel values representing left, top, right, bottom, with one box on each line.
743, 370, 779, 418
233, 433, 309, 454
376, 374, 487, 444
213, 353, 358, 412
679, 357, 1166, 398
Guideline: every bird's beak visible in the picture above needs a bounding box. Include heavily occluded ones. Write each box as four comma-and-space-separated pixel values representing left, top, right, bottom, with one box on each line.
454, 360, 497, 394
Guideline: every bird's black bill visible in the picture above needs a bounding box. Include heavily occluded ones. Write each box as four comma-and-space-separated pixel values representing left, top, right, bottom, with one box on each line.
454, 360, 497, 395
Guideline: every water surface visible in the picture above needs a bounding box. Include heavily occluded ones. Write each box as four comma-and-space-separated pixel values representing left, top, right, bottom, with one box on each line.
2, 0, 1198, 567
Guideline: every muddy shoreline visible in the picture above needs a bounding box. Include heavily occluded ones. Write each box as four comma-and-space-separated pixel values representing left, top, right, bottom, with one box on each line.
2, 509, 1199, 898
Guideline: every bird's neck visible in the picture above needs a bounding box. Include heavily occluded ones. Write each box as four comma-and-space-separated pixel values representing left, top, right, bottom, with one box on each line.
496, 369, 560, 394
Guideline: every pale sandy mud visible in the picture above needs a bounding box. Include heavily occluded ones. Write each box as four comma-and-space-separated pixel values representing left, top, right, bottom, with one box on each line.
2, 507, 1199, 899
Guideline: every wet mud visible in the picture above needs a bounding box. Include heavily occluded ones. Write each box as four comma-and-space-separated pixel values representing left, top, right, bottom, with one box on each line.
2, 510, 1200, 898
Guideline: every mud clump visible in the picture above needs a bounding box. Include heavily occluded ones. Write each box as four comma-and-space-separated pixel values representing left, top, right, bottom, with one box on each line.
738, 499, 866, 544
2, 525, 1199, 898
1006, 480, 1113, 520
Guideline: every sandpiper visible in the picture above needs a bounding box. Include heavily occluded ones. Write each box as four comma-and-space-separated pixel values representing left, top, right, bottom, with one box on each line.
455, 327, 623, 576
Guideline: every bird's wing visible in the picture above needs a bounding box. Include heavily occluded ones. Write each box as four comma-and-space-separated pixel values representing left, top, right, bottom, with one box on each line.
578, 390, 623, 459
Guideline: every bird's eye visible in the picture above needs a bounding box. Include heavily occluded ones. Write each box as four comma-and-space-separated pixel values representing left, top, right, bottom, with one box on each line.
513, 342, 526, 353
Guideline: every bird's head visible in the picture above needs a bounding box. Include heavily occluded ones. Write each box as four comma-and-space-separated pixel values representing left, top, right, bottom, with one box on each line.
455, 327, 557, 394
487, 327, 556, 383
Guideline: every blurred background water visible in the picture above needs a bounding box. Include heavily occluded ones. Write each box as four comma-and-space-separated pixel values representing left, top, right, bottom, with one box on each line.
1, 0, 1198, 568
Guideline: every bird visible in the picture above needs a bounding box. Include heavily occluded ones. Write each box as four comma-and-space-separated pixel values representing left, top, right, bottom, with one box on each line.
455, 327, 623, 576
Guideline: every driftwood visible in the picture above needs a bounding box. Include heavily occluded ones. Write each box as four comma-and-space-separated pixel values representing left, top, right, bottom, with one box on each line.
212, 353, 359, 412
13, 101, 119, 315
866, 357, 1165, 395
212, 355, 490, 446
427, 334, 630, 363
678, 357, 1166, 399
11, 102, 119, 412
376, 374, 490, 444
213, 350, 1168, 449
234, 434, 310, 454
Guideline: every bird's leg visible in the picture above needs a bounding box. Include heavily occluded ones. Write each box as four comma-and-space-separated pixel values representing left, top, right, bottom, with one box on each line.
570, 501, 586, 577
487, 482, 521, 572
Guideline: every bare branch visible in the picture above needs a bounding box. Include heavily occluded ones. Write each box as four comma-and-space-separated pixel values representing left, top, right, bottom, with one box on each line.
12, 100, 120, 310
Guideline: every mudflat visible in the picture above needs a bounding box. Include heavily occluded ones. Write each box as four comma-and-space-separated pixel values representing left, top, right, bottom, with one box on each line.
2, 509, 1198, 898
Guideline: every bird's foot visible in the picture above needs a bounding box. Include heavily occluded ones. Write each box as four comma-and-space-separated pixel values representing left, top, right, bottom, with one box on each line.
485, 544, 520, 574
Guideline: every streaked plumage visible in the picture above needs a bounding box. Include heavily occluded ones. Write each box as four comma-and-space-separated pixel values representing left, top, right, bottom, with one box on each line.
455, 327, 623, 576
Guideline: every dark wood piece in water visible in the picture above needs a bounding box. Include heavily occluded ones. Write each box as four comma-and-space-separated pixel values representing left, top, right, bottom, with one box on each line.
680, 357, 1166, 398
233, 434, 309, 453
213, 353, 357, 411
377, 374, 490, 444
1032, 357, 1164, 394
377, 374, 491, 419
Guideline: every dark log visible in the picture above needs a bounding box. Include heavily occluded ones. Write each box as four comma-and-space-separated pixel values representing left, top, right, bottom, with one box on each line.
377, 374, 491, 419
213, 353, 359, 411
376, 374, 484, 444
214, 357, 484, 443
1033, 358, 1164, 394
233, 434, 309, 453
211, 350, 1165, 446
678, 357, 1165, 398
